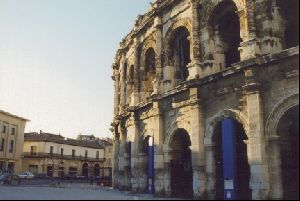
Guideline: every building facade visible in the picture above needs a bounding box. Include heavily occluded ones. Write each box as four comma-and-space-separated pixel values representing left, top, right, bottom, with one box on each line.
111, 0, 299, 200
100, 138, 113, 176
0, 110, 29, 174
23, 132, 105, 178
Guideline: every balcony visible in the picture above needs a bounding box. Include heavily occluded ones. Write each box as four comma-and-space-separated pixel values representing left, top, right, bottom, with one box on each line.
23, 152, 104, 162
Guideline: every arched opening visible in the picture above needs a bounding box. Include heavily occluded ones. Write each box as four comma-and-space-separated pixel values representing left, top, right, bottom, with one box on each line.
142, 48, 156, 96
127, 65, 134, 104
277, 105, 299, 200
169, 129, 193, 198
129, 65, 135, 81
169, 27, 190, 83
145, 48, 156, 73
277, 0, 299, 49
94, 164, 100, 177
213, 119, 251, 200
210, 1, 241, 68
82, 163, 89, 178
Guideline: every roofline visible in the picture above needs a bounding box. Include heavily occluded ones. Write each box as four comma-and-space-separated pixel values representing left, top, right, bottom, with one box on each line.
0, 110, 30, 122
24, 138, 105, 150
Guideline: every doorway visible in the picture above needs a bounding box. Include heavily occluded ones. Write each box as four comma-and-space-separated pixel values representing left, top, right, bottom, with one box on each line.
170, 129, 193, 198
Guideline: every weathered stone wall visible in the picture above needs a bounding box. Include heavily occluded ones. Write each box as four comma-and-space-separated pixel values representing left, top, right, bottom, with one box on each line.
111, 0, 299, 199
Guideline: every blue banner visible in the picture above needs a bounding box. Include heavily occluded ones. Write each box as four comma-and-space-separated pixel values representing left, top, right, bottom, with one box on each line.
222, 119, 237, 200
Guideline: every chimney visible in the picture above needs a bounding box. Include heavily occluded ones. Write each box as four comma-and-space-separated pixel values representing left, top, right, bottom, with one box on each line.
40, 130, 43, 134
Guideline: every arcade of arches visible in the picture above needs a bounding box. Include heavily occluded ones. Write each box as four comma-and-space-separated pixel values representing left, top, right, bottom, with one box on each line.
112, 0, 299, 200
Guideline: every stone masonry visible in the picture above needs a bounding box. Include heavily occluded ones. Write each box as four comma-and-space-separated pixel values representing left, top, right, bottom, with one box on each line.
111, 0, 299, 200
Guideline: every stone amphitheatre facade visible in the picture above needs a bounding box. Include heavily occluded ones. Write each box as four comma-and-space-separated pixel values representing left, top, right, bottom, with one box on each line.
111, 0, 299, 199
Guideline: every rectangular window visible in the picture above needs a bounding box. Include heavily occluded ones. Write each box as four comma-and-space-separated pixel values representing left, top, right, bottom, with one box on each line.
11, 127, 16, 135
50, 146, 54, 155
85, 150, 88, 159
31, 146, 37, 155
72, 150, 75, 158
61, 148, 64, 157
2, 125, 7, 134
0, 138, 4, 151
96, 151, 99, 159
9, 140, 14, 153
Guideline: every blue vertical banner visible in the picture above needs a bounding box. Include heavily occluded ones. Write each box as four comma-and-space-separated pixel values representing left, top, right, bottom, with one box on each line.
222, 119, 237, 200
148, 137, 154, 194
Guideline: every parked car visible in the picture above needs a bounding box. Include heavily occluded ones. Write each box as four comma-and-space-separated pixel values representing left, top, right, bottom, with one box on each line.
0, 173, 21, 185
0, 173, 11, 185
18, 172, 34, 179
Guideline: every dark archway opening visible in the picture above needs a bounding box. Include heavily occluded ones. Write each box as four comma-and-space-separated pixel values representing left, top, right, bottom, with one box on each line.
94, 164, 100, 177
277, 0, 299, 49
82, 163, 89, 178
170, 27, 190, 82
277, 105, 299, 200
143, 48, 156, 95
145, 48, 156, 73
213, 119, 251, 200
211, 2, 241, 68
170, 129, 193, 198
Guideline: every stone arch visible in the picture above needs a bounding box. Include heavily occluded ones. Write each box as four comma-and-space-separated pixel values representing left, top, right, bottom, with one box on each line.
201, 0, 245, 27
140, 37, 156, 97
265, 93, 299, 139
205, 109, 249, 142
265, 93, 299, 199
165, 120, 191, 147
204, 108, 251, 199
164, 18, 192, 49
164, 18, 192, 65
141, 37, 156, 68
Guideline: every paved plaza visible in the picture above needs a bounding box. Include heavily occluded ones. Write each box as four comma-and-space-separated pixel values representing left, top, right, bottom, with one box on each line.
0, 182, 183, 200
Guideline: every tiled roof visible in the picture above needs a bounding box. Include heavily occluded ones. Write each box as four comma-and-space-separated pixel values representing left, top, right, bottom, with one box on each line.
25, 132, 104, 149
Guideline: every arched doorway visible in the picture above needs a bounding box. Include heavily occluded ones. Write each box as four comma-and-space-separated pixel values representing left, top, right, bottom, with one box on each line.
210, 1, 241, 68
82, 163, 89, 178
94, 164, 100, 177
213, 119, 251, 200
169, 27, 191, 83
169, 129, 193, 198
277, 105, 299, 200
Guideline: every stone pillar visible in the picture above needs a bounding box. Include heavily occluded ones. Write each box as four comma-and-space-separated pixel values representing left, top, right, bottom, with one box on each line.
266, 136, 283, 199
118, 125, 126, 190
204, 143, 217, 199
119, 54, 127, 113
130, 113, 141, 193
189, 88, 206, 199
243, 68, 269, 200
239, 1, 262, 60
163, 48, 175, 92
163, 144, 171, 197
113, 66, 120, 116
152, 101, 165, 196
188, 0, 202, 80
253, 0, 284, 55
130, 38, 140, 106
153, 15, 163, 95
112, 126, 120, 189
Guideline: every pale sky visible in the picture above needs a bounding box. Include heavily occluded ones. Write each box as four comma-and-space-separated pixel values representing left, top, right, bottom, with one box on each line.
0, 0, 151, 138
